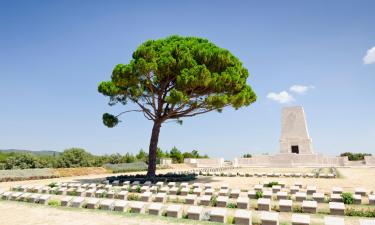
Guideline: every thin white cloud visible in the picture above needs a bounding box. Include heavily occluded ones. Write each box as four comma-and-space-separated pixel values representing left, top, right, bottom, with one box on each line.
267, 91, 294, 104
289, 85, 314, 94
363, 46, 375, 65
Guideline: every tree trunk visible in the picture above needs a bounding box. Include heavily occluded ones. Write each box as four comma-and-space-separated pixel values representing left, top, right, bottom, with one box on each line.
147, 120, 162, 178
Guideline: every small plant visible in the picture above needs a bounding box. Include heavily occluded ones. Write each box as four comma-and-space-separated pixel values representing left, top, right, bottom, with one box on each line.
265, 181, 279, 188
68, 190, 78, 196
345, 207, 375, 217
341, 192, 354, 204
292, 205, 303, 213
227, 202, 237, 208
127, 193, 139, 201
136, 185, 141, 193
48, 182, 58, 188
127, 186, 132, 192
176, 187, 182, 195
47, 199, 60, 206
188, 189, 194, 194
210, 195, 218, 206
255, 191, 263, 199
227, 216, 235, 224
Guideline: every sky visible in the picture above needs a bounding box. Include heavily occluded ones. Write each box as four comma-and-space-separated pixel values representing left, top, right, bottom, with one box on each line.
0, 0, 374, 159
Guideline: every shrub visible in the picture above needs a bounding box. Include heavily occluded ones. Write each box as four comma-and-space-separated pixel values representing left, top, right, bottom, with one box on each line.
48, 199, 60, 206
227, 202, 237, 208
127, 193, 139, 201
340, 152, 372, 161
293, 205, 303, 213
265, 181, 279, 187
341, 192, 354, 204
136, 185, 141, 193
227, 216, 234, 224
345, 207, 375, 217
210, 195, 218, 206
255, 191, 263, 199
48, 182, 58, 188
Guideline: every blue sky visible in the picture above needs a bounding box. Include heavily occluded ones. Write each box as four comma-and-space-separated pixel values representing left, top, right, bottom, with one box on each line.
0, 0, 374, 158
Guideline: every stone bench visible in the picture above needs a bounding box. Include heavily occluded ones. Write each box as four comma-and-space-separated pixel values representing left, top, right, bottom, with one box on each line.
167, 182, 176, 188
302, 200, 317, 214
220, 184, 229, 190
294, 182, 303, 189
19, 193, 32, 202
167, 204, 183, 218
154, 192, 167, 203
86, 198, 100, 209
100, 199, 115, 210
257, 198, 271, 211
187, 206, 204, 220
114, 200, 128, 212
210, 208, 227, 223
276, 191, 288, 200
329, 202, 345, 215
330, 194, 342, 202
71, 197, 85, 208
355, 188, 367, 196
263, 190, 272, 199
312, 192, 325, 203
148, 203, 164, 216
369, 195, 375, 205
199, 195, 211, 206
61, 196, 73, 206
38, 194, 51, 205
295, 192, 307, 202
230, 189, 241, 198
354, 194, 362, 204
332, 187, 342, 194
324, 216, 344, 225
205, 188, 214, 196
130, 202, 145, 213
159, 186, 169, 193
57, 188, 67, 195
254, 184, 263, 192
180, 187, 189, 196
10, 192, 22, 201
219, 189, 229, 196
247, 190, 256, 199
217, 196, 229, 207
169, 187, 179, 195
140, 191, 152, 202
236, 197, 249, 209
290, 186, 300, 194
306, 186, 316, 195
279, 199, 292, 212
193, 188, 202, 196
204, 184, 213, 190
140, 186, 149, 193
116, 190, 128, 200
292, 214, 310, 225
272, 185, 281, 194
29, 194, 41, 203
260, 211, 279, 225
234, 209, 252, 225
185, 194, 197, 205
85, 189, 95, 197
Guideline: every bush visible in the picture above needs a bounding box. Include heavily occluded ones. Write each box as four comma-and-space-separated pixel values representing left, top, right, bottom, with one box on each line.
341, 192, 354, 204
242, 154, 252, 158
104, 162, 148, 173
210, 195, 217, 206
227, 202, 237, 208
48, 199, 60, 206
345, 207, 375, 217
127, 193, 139, 201
340, 152, 372, 161
265, 181, 279, 187
0, 168, 58, 182
48, 182, 58, 188
255, 191, 263, 199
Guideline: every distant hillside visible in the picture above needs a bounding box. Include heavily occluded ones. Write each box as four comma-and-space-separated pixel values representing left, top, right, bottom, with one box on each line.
0, 149, 61, 156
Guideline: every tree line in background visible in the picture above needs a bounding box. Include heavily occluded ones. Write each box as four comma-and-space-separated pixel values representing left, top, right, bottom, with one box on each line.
0, 147, 208, 170
340, 152, 372, 161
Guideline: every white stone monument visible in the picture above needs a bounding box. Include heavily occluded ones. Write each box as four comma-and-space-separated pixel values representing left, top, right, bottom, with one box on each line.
279, 106, 314, 154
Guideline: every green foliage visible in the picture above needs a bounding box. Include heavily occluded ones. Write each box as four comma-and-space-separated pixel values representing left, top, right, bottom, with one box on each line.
48, 182, 58, 188
227, 202, 237, 208
292, 205, 303, 213
340, 152, 372, 161
4, 153, 42, 169
104, 162, 148, 173
0, 168, 58, 182
127, 193, 139, 201
265, 181, 279, 187
170, 146, 183, 163
227, 216, 235, 224
98, 35, 256, 176
242, 153, 252, 158
57, 148, 93, 168
345, 207, 375, 217
341, 192, 354, 204
255, 191, 263, 199
210, 195, 218, 206
136, 185, 141, 193
48, 199, 60, 206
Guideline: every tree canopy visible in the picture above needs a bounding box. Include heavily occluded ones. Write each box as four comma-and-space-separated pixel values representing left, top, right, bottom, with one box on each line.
98, 35, 256, 176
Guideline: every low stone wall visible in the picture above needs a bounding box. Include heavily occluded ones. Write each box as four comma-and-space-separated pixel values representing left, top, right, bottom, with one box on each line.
185, 158, 224, 168
365, 156, 375, 166
236, 154, 348, 167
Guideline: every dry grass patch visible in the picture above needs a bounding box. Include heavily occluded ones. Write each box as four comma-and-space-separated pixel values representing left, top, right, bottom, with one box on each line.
54, 167, 110, 177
